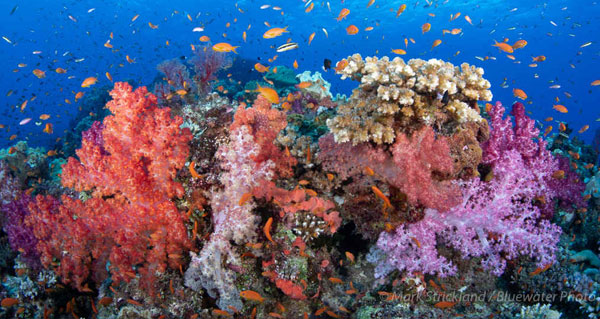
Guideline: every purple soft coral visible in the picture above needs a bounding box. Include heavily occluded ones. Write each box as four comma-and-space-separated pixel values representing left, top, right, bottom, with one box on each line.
2, 193, 40, 268
376, 148, 561, 278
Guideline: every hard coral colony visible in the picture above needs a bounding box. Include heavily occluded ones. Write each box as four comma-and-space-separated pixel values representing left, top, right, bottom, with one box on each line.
0, 8, 595, 319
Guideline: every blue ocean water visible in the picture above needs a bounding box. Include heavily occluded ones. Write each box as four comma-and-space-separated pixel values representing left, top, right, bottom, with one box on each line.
1, 0, 599, 149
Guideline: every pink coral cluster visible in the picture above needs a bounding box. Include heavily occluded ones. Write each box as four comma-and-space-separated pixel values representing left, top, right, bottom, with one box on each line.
318, 126, 459, 212
26, 82, 193, 292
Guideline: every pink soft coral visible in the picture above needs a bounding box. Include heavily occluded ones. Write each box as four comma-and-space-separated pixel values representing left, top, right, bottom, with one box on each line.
27, 82, 192, 292
231, 95, 296, 177
318, 126, 459, 211
185, 125, 275, 312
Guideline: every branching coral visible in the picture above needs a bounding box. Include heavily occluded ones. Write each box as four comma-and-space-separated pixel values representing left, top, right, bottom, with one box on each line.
328, 54, 492, 144
26, 82, 193, 292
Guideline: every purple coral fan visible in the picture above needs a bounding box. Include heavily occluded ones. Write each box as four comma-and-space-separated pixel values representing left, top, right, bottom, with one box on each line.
157, 58, 193, 91
190, 46, 231, 95
1, 193, 40, 268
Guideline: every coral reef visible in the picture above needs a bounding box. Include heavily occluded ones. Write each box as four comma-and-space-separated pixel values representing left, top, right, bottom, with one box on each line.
2, 54, 595, 319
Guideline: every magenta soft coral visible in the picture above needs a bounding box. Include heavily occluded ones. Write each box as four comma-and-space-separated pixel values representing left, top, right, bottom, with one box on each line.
318, 126, 459, 211
482, 101, 585, 217
27, 82, 192, 292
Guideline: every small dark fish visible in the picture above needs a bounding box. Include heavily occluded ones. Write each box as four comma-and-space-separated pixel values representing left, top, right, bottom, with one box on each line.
10, 5, 18, 15
441, 90, 449, 105
323, 58, 332, 71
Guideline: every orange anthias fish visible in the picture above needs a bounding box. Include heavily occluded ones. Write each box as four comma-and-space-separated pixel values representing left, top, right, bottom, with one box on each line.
334, 59, 348, 72
32, 69, 46, 78
43, 123, 53, 134
256, 85, 279, 104
371, 185, 392, 208
240, 290, 264, 303
1, 298, 19, 307
553, 104, 568, 113
55, 67, 67, 74
493, 41, 514, 53
297, 82, 312, 89
431, 39, 442, 49
264, 217, 274, 242
392, 49, 406, 55
346, 25, 359, 35
512, 39, 528, 49
199, 35, 211, 42
434, 301, 456, 309
39, 114, 51, 120
254, 63, 270, 73
396, 4, 407, 17
421, 22, 431, 33
212, 42, 239, 53
263, 27, 288, 39
308, 32, 315, 45
336, 8, 350, 21
532, 55, 546, 62
513, 88, 527, 100
81, 76, 98, 88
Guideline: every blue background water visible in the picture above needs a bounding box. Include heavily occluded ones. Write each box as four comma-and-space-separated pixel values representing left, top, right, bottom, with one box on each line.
1, 0, 599, 149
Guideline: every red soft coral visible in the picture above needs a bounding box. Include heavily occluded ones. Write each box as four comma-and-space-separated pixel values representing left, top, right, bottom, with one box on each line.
389, 126, 459, 211
318, 126, 459, 211
230, 95, 296, 177
27, 82, 192, 293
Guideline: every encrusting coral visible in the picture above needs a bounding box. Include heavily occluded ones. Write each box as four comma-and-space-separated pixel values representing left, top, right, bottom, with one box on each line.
328, 53, 492, 145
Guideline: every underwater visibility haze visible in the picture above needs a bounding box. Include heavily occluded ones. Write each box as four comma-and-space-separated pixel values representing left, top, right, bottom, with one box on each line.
0, 0, 599, 318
